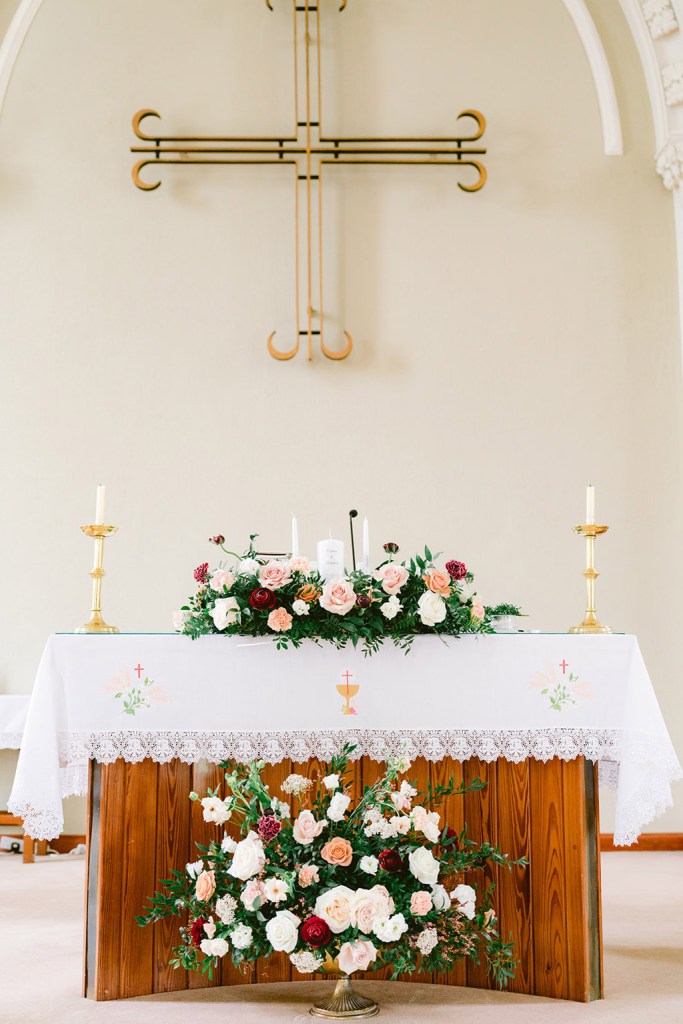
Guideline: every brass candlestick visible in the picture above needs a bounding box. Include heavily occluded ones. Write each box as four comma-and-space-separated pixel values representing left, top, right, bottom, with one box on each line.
569, 524, 612, 635
74, 524, 119, 634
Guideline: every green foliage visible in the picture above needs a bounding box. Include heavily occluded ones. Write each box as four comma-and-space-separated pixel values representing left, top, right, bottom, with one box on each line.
485, 604, 522, 617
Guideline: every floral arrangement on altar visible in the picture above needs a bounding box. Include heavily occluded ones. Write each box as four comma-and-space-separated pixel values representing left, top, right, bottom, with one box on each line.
137, 745, 521, 1013
174, 536, 493, 655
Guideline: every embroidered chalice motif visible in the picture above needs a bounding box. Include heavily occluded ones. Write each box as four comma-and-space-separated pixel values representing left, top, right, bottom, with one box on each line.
336, 670, 359, 716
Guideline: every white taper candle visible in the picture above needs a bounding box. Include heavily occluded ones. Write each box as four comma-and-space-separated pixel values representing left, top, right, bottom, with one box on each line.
586, 485, 595, 525
95, 485, 106, 525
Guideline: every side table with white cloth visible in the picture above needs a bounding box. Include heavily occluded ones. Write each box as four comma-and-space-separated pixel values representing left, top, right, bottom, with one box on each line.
9, 633, 681, 1002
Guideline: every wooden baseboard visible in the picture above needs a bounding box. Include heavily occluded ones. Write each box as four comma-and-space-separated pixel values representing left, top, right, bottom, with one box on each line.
600, 832, 683, 851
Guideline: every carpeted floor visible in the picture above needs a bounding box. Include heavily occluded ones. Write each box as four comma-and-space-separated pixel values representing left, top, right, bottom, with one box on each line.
1, 851, 681, 1023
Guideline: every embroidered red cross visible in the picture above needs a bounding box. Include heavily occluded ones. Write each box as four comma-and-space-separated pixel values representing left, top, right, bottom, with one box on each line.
134, 664, 144, 679
560, 660, 569, 675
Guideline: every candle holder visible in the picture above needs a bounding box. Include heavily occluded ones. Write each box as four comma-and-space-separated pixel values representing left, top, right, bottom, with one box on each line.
568, 524, 612, 635
74, 524, 119, 634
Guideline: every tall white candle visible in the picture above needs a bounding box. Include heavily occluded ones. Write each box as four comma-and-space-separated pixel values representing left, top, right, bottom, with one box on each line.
95, 485, 106, 525
291, 515, 299, 557
362, 518, 370, 571
586, 485, 595, 525
316, 537, 345, 581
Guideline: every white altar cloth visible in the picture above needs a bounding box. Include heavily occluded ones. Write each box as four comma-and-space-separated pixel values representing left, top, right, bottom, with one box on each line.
0, 695, 30, 749
8, 633, 681, 845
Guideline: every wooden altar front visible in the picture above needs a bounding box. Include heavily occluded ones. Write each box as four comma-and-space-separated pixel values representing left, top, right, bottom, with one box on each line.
84, 753, 602, 1003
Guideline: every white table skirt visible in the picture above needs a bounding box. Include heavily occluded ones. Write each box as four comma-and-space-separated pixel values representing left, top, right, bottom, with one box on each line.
0, 695, 30, 750
8, 633, 681, 845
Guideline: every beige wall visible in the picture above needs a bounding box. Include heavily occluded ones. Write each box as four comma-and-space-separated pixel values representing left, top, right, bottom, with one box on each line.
0, 0, 681, 834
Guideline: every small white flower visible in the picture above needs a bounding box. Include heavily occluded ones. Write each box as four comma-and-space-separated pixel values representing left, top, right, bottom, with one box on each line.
238, 557, 261, 576
271, 797, 291, 819
431, 884, 451, 912
215, 895, 237, 925
186, 859, 203, 879
416, 927, 438, 955
323, 774, 340, 791
457, 580, 475, 602
380, 595, 402, 620
282, 774, 313, 797
203, 917, 216, 939
327, 792, 351, 822
389, 815, 411, 835
290, 950, 323, 974
372, 913, 408, 943
292, 599, 310, 616
200, 937, 230, 958
451, 883, 476, 920
221, 834, 237, 854
230, 923, 253, 950
359, 855, 379, 875
201, 796, 231, 825
264, 878, 289, 904
388, 753, 411, 774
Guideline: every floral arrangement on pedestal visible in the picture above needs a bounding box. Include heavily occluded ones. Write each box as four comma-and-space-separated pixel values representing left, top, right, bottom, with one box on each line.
174, 536, 493, 655
137, 745, 522, 1016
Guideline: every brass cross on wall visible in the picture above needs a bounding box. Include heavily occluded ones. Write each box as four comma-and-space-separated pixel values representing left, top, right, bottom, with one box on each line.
130, 0, 487, 361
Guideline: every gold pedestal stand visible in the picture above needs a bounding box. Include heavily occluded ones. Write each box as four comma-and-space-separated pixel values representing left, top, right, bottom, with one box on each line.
568, 524, 612, 635
310, 976, 379, 1019
74, 524, 119, 634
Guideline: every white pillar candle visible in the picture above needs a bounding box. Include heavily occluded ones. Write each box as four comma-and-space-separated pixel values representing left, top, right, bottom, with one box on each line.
362, 518, 370, 572
291, 515, 299, 557
586, 485, 595, 525
316, 538, 345, 581
95, 485, 106, 525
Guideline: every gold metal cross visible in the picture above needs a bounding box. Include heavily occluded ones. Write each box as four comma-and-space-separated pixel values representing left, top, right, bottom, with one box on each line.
130, 0, 487, 361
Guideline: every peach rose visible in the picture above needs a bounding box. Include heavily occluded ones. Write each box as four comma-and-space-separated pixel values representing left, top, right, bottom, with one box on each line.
471, 600, 485, 622
258, 559, 292, 591
268, 607, 293, 632
298, 864, 320, 887
373, 563, 409, 596
423, 569, 451, 597
195, 870, 216, 902
319, 578, 356, 616
297, 582, 321, 603
350, 885, 395, 934
321, 837, 353, 867
292, 809, 327, 845
289, 556, 310, 574
410, 890, 433, 916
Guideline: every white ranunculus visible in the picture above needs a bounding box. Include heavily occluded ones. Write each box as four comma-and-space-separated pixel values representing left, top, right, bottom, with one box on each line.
211, 596, 241, 631
230, 924, 253, 950
186, 859, 203, 879
431, 883, 452, 912
408, 847, 440, 886
238, 557, 261, 576
314, 885, 355, 934
172, 610, 189, 631
200, 937, 230, 958
228, 830, 266, 881
323, 774, 340, 791
221, 834, 237, 854
417, 591, 447, 627
380, 596, 402, 620
372, 912, 408, 943
265, 910, 300, 953
451, 883, 476, 920
327, 792, 351, 822
201, 796, 231, 825
359, 855, 379, 875
292, 599, 310, 616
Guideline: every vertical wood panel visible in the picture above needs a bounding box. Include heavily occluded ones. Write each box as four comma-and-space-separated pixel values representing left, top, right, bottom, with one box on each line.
95, 760, 126, 1000
118, 760, 158, 998
429, 756, 467, 987
257, 759, 292, 985
562, 758, 590, 1002
529, 758, 568, 999
464, 758, 499, 990
153, 761, 191, 994
495, 759, 534, 994
188, 760, 225, 990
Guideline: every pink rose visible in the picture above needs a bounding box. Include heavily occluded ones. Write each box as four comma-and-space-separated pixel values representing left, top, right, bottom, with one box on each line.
210, 569, 235, 592
350, 885, 395, 934
338, 939, 378, 975
423, 569, 451, 597
268, 607, 293, 632
373, 563, 409, 596
471, 600, 485, 622
195, 870, 216, 902
292, 809, 327, 845
298, 864, 320, 887
319, 578, 356, 616
410, 890, 433, 916
258, 559, 292, 591
240, 879, 266, 911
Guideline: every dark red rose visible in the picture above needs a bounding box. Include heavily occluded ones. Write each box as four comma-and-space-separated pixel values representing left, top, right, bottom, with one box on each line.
445, 560, 467, 581
356, 593, 372, 609
194, 562, 209, 584
249, 588, 277, 610
301, 916, 332, 948
209, 535, 225, 546
257, 815, 283, 842
190, 917, 207, 948
444, 827, 459, 849
383, 542, 399, 554
378, 848, 402, 873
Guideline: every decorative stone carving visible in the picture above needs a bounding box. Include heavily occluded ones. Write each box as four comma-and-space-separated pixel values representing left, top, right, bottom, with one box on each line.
656, 135, 683, 188
662, 61, 683, 104
642, 0, 679, 39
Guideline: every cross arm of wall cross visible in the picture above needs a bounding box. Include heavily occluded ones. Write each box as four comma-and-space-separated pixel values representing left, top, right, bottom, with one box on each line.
129, 1, 487, 361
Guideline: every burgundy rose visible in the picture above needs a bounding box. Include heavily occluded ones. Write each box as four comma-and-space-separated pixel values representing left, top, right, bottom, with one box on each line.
209, 535, 225, 546
190, 917, 207, 948
444, 827, 460, 849
194, 562, 209, 584
445, 560, 467, 581
378, 848, 402, 873
257, 815, 283, 842
383, 542, 399, 554
301, 915, 332, 948
249, 588, 277, 610
356, 593, 372, 609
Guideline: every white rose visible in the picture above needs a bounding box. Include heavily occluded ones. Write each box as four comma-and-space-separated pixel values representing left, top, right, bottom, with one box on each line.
292, 599, 310, 616
238, 557, 261, 576
201, 796, 231, 825
186, 859, 203, 879
372, 913, 408, 943
327, 793, 351, 822
380, 596, 402, 620
451, 883, 476, 920
314, 885, 355, 934
211, 596, 241, 631
221, 834, 237, 854
230, 924, 253, 950
417, 591, 447, 627
359, 855, 379, 875
408, 847, 440, 886
172, 610, 189, 631
350, 885, 395, 934
200, 937, 230, 958
228, 831, 266, 881
323, 774, 340, 791
431, 883, 452, 911
265, 909, 300, 953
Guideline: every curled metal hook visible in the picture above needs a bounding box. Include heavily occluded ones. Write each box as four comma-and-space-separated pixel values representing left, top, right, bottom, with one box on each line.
456, 109, 486, 143
321, 331, 353, 361
267, 331, 300, 360
457, 161, 487, 193
131, 159, 162, 191
132, 108, 162, 142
